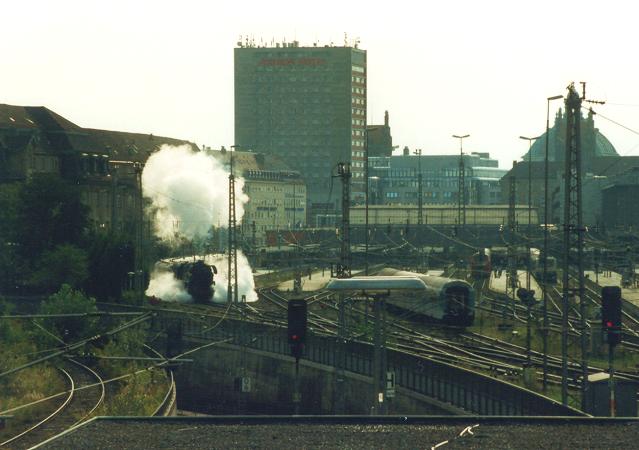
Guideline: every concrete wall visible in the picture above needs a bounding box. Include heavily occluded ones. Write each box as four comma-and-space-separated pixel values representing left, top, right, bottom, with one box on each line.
171, 340, 459, 416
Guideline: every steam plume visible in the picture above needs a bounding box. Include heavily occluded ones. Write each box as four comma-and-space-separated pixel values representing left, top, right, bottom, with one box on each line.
142, 145, 256, 303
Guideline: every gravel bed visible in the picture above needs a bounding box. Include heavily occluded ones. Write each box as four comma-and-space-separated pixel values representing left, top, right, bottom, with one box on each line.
44, 420, 639, 449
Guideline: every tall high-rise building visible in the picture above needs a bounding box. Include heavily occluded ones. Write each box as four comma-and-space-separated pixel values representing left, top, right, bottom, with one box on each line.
234, 41, 366, 225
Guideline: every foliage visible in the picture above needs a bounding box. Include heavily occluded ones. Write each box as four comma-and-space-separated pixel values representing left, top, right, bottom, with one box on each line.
38, 284, 98, 342
15, 173, 89, 263
85, 231, 134, 301
30, 244, 89, 291
0, 184, 21, 291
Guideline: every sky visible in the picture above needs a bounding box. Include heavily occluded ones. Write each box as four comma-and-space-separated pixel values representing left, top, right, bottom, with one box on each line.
3, 0, 639, 168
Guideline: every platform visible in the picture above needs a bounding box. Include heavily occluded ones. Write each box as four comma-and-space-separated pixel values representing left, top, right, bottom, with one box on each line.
489, 270, 541, 297
585, 270, 639, 306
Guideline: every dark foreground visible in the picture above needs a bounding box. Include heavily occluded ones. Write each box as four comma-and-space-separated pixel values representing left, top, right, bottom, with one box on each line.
41, 416, 639, 449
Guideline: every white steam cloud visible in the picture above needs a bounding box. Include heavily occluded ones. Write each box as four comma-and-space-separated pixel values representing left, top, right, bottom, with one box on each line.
142, 145, 256, 303
142, 144, 248, 241
146, 253, 257, 303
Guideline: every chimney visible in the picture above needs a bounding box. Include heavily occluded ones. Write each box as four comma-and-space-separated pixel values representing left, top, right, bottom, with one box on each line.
384, 110, 389, 127
403, 146, 409, 156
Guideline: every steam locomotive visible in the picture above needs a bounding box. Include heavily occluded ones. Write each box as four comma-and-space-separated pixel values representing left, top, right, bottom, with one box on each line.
159, 259, 218, 303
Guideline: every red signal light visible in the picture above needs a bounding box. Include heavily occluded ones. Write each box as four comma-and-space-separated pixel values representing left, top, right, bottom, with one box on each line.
292, 334, 299, 341
606, 321, 613, 328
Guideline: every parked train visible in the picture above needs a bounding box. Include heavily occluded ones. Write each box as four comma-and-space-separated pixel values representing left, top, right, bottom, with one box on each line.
469, 248, 492, 279
376, 268, 475, 327
157, 259, 218, 303
530, 248, 558, 284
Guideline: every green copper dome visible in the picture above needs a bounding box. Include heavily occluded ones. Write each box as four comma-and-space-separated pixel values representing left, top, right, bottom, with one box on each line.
522, 109, 618, 162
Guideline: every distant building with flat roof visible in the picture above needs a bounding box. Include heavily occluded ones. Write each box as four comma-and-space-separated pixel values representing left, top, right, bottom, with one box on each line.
368, 152, 506, 207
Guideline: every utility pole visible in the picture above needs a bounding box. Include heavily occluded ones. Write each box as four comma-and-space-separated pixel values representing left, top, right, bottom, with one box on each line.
133, 162, 144, 304
506, 161, 518, 320
333, 162, 351, 414
543, 94, 564, 391
414, 149, 424, 272
110, 163, 119, 234
561, 82, 587, 408
453, 134, 469, 230
414, 149, 423, 227
228, 147, 239, 304
519, 136, 539, 294
335, 163, 352, 280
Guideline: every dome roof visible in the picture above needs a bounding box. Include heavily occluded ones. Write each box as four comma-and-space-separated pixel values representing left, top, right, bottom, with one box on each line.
523, 110, 618, 162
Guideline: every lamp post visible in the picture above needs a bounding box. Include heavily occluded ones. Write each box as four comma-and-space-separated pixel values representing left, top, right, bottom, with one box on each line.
519, 135, 539, 367
452, 134, 470, 229
542, 94, 563, 391
414, 148, 423, 272
365, 126, 380, 277
519, 135, 539, 288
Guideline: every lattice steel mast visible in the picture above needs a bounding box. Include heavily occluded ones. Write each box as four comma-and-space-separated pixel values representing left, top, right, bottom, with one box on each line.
561, 82, 587, 408
227, 148, 239, 304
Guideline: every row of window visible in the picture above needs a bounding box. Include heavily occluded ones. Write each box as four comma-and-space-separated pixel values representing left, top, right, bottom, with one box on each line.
351, 108, 365, 116
352, 65, 365, 73
352, 118, 365, 126
352, 151, 365, 158
352, 97, 364, 105
385, 191, 457, 199
351, 139, 365, 147
352, 87, 365, 94
351, 76, 365, 84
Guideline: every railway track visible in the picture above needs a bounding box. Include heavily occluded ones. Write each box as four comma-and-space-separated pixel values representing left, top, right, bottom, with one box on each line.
1, 358, 105, 449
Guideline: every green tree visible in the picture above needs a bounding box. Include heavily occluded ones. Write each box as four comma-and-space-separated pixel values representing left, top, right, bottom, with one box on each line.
16, 174, 88, 262
86, 231, 134, 301
30, 244, 89, 292
0, 184, 20, 292
39, 284, 98, 342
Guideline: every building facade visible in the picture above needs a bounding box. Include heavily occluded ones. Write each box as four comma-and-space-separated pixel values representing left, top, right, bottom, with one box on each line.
206, 149, 306, 246
234, 41, 366, 223
350, 204, 538, 226
0, 104, 192, 233
499, 110, 639, 226
601, 167, 639, 230
368, 152, 506, 207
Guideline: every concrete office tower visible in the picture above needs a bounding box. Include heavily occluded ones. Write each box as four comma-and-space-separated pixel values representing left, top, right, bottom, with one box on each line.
234, 40, 366, 226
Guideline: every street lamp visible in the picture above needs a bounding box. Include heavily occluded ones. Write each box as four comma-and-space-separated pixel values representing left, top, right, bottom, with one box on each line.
519, 135, 540, 367
413, 149, 423, 226
414, 148, 424, 272
365, 126, 380, 276
542, 94, 563, 392
452, 134, 470, 228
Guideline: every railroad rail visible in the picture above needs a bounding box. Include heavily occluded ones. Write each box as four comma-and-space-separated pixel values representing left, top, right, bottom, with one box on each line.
0, 358, 105, 448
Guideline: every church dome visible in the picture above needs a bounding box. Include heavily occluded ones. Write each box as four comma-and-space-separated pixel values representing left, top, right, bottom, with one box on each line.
522, 109, 618, 162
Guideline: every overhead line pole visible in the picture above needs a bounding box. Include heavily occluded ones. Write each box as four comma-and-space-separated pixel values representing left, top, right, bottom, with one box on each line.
543, 94, 563, 391
453, 134, 470, 230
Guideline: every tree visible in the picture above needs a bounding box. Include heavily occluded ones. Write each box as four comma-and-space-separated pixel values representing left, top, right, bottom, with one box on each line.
0, 184, 20, 292
39, 284, 98, 342
30, 244, 89, 292
86, 231, 134, 301
16, 173, 89, 262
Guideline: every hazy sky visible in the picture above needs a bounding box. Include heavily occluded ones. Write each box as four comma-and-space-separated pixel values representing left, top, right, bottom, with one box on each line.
4, 0, 639, 167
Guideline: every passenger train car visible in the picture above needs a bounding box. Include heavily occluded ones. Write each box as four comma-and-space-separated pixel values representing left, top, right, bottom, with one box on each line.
376, 268, 475, 327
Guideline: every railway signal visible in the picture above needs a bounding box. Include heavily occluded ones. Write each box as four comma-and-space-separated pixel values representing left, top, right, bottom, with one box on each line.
288, 299, 308, 357
601, 285, 622, 417
601, 286, 622, 346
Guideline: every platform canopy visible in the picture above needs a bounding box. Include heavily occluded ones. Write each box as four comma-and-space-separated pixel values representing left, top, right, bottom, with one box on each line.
326, 276, 427, 293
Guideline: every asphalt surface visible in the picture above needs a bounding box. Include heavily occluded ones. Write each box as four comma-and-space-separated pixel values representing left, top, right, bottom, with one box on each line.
43, 417, 639, 449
